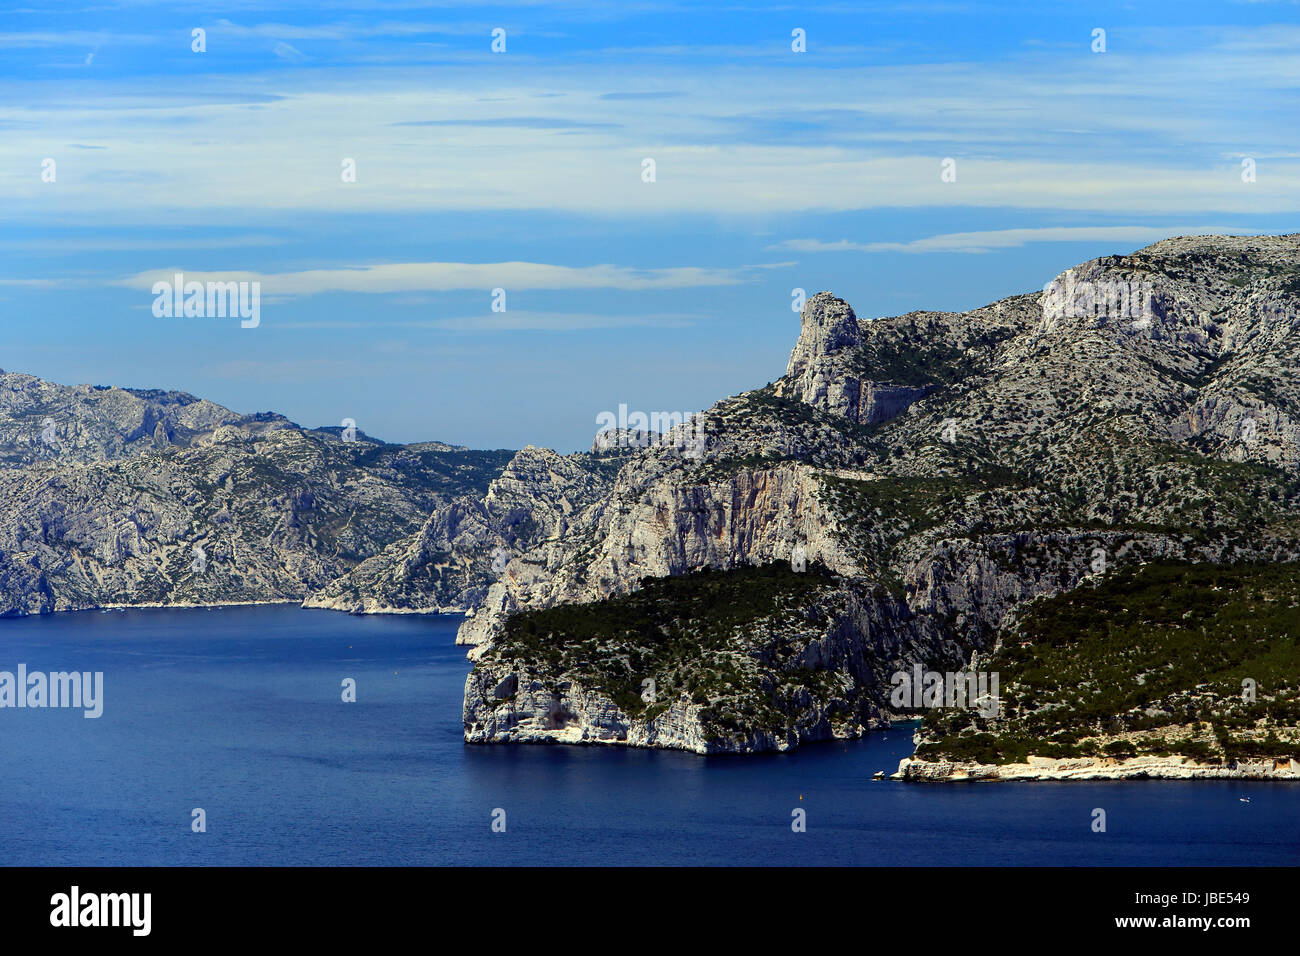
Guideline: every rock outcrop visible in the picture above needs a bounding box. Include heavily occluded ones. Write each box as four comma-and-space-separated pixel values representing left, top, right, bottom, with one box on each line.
776, 293, 936, 424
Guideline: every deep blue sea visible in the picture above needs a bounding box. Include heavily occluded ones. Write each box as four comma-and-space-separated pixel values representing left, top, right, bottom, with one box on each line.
0, 605, 1295, 866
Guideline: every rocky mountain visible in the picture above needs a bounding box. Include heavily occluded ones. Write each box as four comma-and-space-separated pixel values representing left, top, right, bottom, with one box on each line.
460, 233, 1300, 759
5, 232, 1297, 771
0, 366, 528, 616
0, 372, 295, 467
0, 421, 516, 615
303, 445, 621, 614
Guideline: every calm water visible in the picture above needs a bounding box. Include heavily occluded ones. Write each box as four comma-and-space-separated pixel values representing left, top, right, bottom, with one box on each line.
0, 604, 1294, 866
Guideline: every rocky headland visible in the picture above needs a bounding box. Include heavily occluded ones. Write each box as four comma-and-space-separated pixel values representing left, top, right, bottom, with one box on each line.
457, 234, 1300, 767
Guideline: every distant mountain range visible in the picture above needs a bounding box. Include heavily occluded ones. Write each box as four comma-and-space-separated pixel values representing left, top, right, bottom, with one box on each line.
5, 233, 1299, 777
0, 373, 517, 614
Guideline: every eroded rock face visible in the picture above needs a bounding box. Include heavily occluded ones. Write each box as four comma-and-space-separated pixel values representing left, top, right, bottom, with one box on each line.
464, 573, 907, 753
459, 233, 1300, 753
778, 293, 862, 416
303, 445, 615, 614
893, 755, 1300, 782
591, 428, 658, 454
455, 459, 853, 651
464, 672, 871, 755
776, 292, 935, 424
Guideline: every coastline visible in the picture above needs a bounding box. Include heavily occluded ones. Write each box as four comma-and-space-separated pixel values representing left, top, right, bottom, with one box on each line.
2, 598, 465, 618
893, 754, 1300, 782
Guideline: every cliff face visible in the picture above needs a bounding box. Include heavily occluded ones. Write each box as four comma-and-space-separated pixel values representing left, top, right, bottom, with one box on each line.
459, 233, 1300, 754
464, 565, 917, 753
302, 446, 617, 614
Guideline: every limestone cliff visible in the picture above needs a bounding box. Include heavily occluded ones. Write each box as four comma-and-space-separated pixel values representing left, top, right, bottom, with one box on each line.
302, 445, 617, 614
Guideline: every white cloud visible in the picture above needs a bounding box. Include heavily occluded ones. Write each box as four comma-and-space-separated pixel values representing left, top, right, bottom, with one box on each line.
0, 31, 155, 48
210, 18, 489, 40
271, 41, 307, 62
419, 311, 699, 331
114, 261, 751, 296
772, 225, 1263, 254
2, 24, 1298, 220
0, 235, 286, 252
265, 311, 702, 331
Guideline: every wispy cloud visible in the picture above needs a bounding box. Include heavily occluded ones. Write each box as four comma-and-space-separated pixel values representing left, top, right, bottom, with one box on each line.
271, 41, 307, 62
267, 311, 701, 331
419, 311, 700, 331
5, 21, 1299, 221
599, 91, 686, 100
392, 117, 618, 129
114, 261, 753, 296
0, 235, 287, 252
771, 225, 1263, 254
0, 31, 155, 48
208, 18, 491, 41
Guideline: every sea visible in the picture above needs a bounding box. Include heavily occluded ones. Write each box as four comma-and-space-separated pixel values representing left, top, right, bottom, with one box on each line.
1, 605, 1294, 866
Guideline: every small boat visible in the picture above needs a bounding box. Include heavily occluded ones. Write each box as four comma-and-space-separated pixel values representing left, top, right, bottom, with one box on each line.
872, 771, 886, 780
1240, 796, 1251, 803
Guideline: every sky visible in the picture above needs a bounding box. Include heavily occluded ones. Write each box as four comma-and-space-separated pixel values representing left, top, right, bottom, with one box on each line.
1, 0, 1298, 452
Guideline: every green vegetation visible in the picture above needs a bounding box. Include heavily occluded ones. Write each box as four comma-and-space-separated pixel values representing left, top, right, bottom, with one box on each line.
344, 445, 515, 498
817, 470, 1027, 590
686, 386, 879, 479
853, 323, 1014, 389
484, 562, 858, 741
1046, 427, 1300, 536
917, 561, 1300, 765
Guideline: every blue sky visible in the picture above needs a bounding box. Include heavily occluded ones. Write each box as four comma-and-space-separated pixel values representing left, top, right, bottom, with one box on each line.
2, 0, 1297, 451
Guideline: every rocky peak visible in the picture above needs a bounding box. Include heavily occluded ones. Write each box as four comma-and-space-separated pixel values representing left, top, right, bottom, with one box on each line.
1036, 233, 1300, 345
775, 293, 861, 418
776, 291, 934, 426
489, 445, 585, 497
786, 292, 861, 373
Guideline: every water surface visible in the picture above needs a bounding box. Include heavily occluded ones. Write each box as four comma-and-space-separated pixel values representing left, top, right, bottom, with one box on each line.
1, 605, 1293, 865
